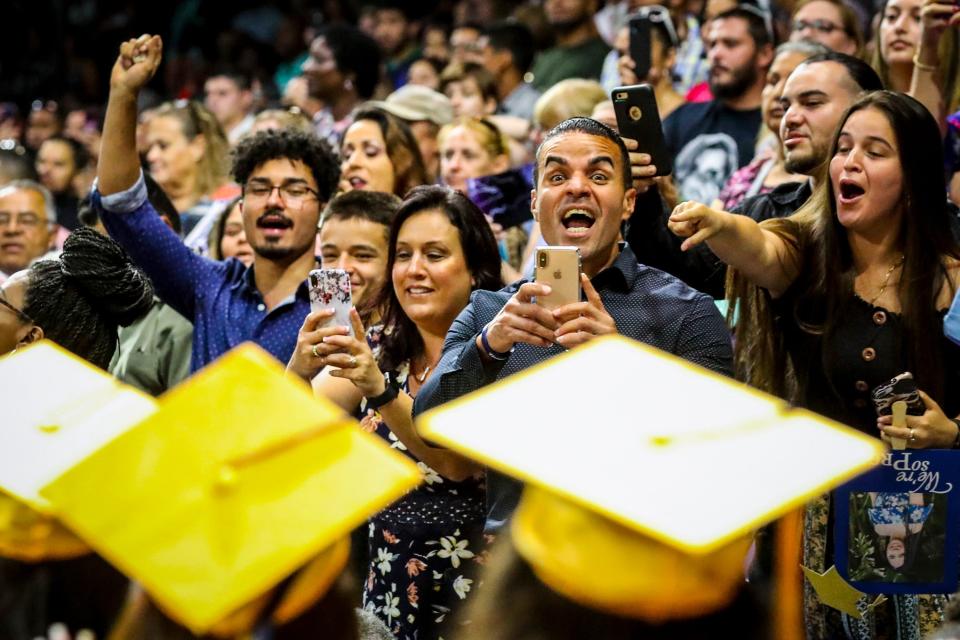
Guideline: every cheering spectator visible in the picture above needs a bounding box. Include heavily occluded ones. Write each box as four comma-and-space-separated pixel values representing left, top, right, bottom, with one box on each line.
95, 35, 339, 371
669, 89, 960, 638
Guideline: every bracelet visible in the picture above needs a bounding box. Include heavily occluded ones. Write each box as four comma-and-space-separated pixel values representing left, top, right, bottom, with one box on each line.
913, 53, 938, 72
952, 418, 960, 449
481, 325, 513, 361
365, 374, 399, 410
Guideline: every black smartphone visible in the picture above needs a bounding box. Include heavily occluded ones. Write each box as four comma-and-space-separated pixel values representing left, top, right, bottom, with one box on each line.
612, 84, 672, 176
628, 14, 652, 82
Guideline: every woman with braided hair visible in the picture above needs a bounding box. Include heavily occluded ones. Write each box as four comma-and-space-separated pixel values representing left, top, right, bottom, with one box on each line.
0, 226, 154, 369
0, 226, 155, 638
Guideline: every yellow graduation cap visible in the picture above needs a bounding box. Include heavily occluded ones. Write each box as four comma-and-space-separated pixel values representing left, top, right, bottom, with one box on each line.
40, 342, 421, 634
417, 334, 885, 622
0, 340, 156, 560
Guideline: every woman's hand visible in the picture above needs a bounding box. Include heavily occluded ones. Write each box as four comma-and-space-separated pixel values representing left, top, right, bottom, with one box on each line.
285, 309, 351, 382
877, 390, 959, 448
917, 0, 960, 61
320, 309, 386, 397
668, 201, 730, 251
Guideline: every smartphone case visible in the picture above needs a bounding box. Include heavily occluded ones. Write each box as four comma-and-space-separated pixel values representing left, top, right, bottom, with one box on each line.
308, 269, 354, 337
871, 372, 925, 416
628, 15, 652, 82
612, 84, 673, 176
534, 247, 581, 311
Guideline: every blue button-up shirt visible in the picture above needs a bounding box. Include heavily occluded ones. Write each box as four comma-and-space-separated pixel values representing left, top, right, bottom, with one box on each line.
95, 174, 313, 372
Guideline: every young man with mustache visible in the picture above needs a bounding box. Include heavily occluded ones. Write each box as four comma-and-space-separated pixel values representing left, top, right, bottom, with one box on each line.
93, 35, 340, 370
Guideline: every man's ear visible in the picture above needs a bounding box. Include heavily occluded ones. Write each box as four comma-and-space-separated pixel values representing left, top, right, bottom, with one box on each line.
621, 186, 638, 223
756, 43, 775, 71
18, 324, 43, 348
530, 188, 539, 222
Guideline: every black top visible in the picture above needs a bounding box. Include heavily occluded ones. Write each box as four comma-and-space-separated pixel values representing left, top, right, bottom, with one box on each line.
778, 293, 960, 434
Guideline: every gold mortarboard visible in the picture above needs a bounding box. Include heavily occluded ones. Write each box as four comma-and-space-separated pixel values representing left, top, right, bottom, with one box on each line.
0, 340, 156, 560
417, 334, 885, 621
40, 343, 421, 634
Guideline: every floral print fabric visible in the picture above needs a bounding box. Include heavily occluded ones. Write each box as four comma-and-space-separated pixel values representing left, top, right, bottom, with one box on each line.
360, 326, 488, 639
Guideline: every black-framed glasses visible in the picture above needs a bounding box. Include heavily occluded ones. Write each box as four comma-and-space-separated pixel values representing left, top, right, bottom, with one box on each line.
0, 294, 32, 324
243, 182, 320, 207
792, 18, 844, 34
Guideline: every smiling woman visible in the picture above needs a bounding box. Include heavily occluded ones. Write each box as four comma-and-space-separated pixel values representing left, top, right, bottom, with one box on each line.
288, 185, 502, 639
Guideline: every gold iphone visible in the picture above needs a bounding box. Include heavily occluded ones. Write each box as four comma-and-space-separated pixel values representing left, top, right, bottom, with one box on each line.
534, 247, 581, 310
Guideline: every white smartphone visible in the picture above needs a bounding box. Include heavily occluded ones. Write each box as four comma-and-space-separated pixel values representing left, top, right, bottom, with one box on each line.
308, 269, 354, 336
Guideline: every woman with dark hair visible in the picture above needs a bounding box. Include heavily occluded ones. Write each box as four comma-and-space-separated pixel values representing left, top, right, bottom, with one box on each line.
288, 185, 502, 639
207, 196, 253, 266
339, 107, 428, 198
302, 24, 383, 148
669, 90, 960, 637
0, 227, 153, 638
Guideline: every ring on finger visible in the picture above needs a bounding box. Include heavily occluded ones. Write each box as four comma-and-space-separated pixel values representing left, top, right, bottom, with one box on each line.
311, 344, 321, 358
349, 355, 358, 367
909, 428, 916, 442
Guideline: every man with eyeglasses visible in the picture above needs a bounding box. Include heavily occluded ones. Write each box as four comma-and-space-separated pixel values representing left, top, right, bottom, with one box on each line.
92, 35, 339, 371
0, 180, 58, 284
789, 0, 861, 56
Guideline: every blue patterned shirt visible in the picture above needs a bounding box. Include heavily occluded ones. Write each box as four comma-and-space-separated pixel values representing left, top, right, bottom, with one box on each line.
413, 245, 733, 533
94, 173, 313, 372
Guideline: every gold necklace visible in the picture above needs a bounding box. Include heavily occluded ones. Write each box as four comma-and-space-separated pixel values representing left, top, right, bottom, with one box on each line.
868, 255, 905, 306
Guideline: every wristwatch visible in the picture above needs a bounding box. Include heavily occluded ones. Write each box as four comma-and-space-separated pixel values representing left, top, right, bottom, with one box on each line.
366, 374, 399, 410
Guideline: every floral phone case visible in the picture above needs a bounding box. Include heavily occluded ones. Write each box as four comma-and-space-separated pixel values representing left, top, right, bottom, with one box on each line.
308, 269, 353, 336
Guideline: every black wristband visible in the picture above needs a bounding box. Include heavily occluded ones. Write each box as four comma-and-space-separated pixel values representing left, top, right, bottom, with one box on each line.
481, 325, 513, 361
366, 375, 399, 410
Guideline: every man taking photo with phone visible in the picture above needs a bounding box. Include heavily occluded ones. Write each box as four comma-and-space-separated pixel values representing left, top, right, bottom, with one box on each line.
414, 117, 733, 533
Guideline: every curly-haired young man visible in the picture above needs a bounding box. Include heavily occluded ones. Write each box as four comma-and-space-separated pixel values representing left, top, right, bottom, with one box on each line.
94, 34, 341, 370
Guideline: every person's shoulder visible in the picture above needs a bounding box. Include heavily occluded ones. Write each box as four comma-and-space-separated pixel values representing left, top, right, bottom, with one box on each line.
734, 181, 806, 219
632, 262, 715, 306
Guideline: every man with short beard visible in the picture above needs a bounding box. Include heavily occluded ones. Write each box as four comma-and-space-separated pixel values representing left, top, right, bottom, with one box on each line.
626, 52, 883, 299
529, 0, 610, 92
664, 7, 773, 204
93, 35, 340, 370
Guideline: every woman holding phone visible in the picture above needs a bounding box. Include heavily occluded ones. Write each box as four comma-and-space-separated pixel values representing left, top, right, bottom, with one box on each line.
287, 186, 502, 639
669, 91, 960, 637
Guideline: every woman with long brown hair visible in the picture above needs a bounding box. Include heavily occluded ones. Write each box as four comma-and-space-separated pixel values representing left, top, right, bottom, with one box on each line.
669, 90, 960, 638
338, 106, 428, 198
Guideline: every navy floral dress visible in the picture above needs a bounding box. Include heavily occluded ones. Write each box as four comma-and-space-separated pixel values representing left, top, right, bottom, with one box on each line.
359, 327, 489, 639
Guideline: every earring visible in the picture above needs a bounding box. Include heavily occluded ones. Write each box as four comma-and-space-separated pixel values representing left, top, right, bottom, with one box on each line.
344, 78, 354, 91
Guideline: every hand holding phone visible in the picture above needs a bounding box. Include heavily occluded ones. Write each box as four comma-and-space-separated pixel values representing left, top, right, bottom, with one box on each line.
308, 269, 354, 337
612, 84, 672, 176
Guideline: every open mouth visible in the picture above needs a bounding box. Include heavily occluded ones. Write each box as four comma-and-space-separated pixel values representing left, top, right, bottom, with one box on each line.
838, 180, 865, 203
256, 213, 293, 235
347, 176, 368, 189
562, 209, 596, 236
